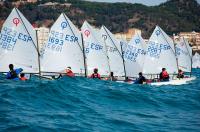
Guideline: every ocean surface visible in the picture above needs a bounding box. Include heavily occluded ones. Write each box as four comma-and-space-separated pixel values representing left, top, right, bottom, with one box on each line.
0, 70, 200, 132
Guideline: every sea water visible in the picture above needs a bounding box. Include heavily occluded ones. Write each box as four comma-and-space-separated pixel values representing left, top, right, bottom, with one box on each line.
0, 70, 200, 132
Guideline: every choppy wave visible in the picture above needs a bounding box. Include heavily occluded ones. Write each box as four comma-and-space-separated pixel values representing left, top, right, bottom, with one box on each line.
0, 70, 200, 131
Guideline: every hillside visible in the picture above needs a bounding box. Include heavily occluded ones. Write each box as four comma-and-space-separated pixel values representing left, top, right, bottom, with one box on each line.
0, 0, 199, 38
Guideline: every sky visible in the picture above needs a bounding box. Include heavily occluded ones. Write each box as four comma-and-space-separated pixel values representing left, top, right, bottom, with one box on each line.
84, 0, 200, 6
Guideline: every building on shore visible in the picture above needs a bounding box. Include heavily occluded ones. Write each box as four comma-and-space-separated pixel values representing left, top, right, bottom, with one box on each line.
174, 31, 200, 52
35, 27, 49, 51
114, 28, 142, 42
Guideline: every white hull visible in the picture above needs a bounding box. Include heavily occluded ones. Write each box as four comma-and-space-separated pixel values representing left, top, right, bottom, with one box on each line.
116, 77, 196, 86
150, 77, 196, 86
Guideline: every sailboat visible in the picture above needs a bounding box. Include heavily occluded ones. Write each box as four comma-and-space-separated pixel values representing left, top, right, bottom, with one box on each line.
0, 8, 39, 74
192, 52, 200, 68
175, 37, 192, 72
143, 26, 195, 86
123, 33, 146, 78
81, 21, 110, 76
100, 25, 125, 77
40, 13, 85, 76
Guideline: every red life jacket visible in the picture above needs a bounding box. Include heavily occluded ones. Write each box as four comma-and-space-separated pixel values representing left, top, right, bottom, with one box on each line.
66, 70, 75, 77
91, 73, 101, 79
162, 71, 169, 78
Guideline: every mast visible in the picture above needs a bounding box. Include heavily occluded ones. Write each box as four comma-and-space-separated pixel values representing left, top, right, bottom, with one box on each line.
120, 43, 127, 79
102, 35, 112, 80
35, 29, 41, 77
102, 26, 127, 79
63, 13, 86, 77
81, 33, 88, 77
15, 8, 40, 75
172, 33, 179, 73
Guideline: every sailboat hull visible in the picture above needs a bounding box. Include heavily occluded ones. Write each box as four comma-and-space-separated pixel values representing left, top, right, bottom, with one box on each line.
150, 77, 196, 86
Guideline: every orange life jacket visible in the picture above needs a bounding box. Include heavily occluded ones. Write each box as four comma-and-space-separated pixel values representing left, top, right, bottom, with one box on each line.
20, 77, 27, 81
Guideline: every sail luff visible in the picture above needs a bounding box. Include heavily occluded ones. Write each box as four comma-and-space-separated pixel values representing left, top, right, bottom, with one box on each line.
80, 33, 88, 77
102, 25, 122, 57
35, 30, 41, 76
63, 13, 83, 52
15, 8, 39, 56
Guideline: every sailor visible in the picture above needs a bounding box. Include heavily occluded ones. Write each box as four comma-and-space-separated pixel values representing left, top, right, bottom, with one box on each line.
124, 77, 132, 82
109, 72, 117, 81
90, 68, 101, 79
6, 64, 23, 80
20, 73, 28, 81
177, 69, 184, 79
134, 72, 146, 84
66, 67, 75, 77
159, 68, 169, 81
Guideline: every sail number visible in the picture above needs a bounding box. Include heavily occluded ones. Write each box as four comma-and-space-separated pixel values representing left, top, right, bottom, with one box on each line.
175, 47, 188, 56
85, 42, 103, 53
124, 45, 146, 62
0, 27, 32, 51
46, 31, 78, 52
147, 41, 171, 58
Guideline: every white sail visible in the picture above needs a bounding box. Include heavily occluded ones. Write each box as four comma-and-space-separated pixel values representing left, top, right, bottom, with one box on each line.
100, 26, 125, 76
192, 52, 200, 68
81, 21, 110, 76
41, 13, 85, 74
143, 26, 178, 74
0, 8, 39, 73
124, 34, 146, 77
175, 37, 192, 72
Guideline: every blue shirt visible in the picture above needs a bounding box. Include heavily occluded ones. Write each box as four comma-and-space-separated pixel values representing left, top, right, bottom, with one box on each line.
6, 68, 23, 80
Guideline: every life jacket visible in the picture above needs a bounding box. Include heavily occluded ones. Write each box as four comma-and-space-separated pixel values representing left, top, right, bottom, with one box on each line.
179, 71, 184, 75
9, 70, 18, 79
177, 71, 184, 78
66, 70, 75, 77
162, 71, 169, 79
91, 73, 101, 79
20, 77, 27, 81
